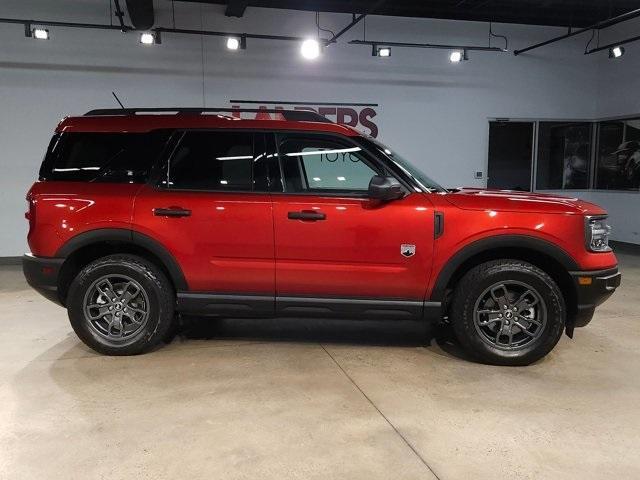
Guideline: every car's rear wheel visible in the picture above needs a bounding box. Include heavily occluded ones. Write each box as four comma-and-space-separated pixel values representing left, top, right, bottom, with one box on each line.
67, 254, 175, 355
450, 260, 565, 366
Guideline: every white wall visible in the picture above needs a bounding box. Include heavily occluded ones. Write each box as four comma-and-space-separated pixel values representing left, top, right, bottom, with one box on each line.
0, 0, 623, 256
541, 16, 640, 245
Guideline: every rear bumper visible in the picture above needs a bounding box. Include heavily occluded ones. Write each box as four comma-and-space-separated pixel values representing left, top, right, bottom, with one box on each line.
570, 267, 621, 328
22, 254, 64, 307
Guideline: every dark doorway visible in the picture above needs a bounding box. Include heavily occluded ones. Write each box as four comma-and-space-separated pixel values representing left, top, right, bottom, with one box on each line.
487, 121, 534, 191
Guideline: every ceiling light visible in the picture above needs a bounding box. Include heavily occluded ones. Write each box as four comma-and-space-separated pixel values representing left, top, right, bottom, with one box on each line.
609, 46, 625, 59
139, 32, 159, 45
227, 37, 240, 50
372, 45, 391, 57
301, 39, 321, 60
449, 50, 467, 63
32, 28, 49, 40
226, 36, 246, 51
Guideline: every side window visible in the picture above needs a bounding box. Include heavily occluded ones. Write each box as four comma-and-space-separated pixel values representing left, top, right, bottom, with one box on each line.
278, 135, 380, 193
168, 131, 262, 191
39, 131, 170, 183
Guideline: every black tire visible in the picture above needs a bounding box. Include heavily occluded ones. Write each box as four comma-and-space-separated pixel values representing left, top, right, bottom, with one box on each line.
67, 254, 175, 355
450, 260, 565, 366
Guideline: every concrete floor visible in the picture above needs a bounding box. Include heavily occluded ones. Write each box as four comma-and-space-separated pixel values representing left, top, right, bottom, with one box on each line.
0, 250, 639, 480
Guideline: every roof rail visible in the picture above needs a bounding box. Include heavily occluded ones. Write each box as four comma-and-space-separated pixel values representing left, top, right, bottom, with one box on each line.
83, 107, 332, 123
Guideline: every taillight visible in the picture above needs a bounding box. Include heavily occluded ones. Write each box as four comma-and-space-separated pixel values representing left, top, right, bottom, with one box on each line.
25, 196, 36, 229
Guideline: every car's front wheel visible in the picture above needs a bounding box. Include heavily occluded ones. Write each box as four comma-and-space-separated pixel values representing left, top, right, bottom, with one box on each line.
67, 254, 175, 355
450, 259, 565, 366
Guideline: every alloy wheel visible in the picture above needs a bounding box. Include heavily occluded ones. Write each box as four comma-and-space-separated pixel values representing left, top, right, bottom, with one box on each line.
473, 280, 547, 350
82, 274, 150, 342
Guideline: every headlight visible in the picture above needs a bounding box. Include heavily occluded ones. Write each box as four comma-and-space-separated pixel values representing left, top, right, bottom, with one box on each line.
585, 216, 611, 252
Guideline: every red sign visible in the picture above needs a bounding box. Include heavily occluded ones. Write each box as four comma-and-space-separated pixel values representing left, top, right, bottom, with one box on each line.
229, 101, 380, 138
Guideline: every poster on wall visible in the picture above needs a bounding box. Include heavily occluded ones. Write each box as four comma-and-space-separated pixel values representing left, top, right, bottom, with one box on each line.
228, 100, 380, 138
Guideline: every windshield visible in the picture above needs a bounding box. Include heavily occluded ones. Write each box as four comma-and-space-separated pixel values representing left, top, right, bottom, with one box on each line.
360, 137, 446, 193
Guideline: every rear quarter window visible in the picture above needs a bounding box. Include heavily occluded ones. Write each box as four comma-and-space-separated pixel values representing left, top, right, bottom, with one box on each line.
39, 131, 171, 183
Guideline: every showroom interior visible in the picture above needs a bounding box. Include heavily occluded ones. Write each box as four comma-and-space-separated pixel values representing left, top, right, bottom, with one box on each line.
1, 0, 640, 478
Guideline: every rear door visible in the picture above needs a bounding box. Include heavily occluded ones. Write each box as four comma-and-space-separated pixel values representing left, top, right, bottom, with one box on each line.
270, 133, 435, 318
133, 130, 280, 315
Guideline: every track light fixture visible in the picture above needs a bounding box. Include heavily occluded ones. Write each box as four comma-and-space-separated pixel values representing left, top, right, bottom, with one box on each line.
449, 50, 468, 63
226, 35, 247, 50
372, 45, 391, 57
301, 38, 321, 60
24, 23, 49, 40
32, 28, 49, 40
609, 46, 625, 59
139, 31, 160, 45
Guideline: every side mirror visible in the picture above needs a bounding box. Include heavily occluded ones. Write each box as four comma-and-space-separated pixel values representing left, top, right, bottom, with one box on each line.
368, 175, 404, 202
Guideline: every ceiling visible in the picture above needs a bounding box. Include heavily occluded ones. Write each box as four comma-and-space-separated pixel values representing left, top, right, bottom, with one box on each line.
178, 0, 640, 28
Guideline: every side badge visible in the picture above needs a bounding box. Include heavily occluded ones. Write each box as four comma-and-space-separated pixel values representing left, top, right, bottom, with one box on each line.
401, 244, 416, 258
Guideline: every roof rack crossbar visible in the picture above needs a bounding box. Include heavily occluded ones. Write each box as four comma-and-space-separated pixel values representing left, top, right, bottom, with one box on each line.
84, 107, 332, 123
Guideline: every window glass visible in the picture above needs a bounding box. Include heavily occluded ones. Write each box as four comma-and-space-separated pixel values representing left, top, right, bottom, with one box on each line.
169, 131, 258, 191
39, 131, 170, 183
487, 122, 534, 192
536, 122, 591, 190
358, 137, 446, 193
596, 120, 640, 190
278, 135, 379, 193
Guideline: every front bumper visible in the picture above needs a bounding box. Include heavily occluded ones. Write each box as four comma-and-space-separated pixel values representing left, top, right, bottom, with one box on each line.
569, 267, 621, 328
22, 254, 65, 307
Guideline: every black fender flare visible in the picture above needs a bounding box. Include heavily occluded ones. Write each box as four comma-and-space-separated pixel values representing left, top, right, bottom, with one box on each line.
56, 228, 188, 291
430, 235, 579, 302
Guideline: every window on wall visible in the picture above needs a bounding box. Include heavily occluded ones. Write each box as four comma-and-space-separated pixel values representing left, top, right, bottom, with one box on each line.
536, 122, 592, 190
596, 119, 640, 191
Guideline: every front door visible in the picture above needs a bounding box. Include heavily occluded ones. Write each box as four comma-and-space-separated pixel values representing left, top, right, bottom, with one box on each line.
270, 133, 434, 318
133, 130, 279, 313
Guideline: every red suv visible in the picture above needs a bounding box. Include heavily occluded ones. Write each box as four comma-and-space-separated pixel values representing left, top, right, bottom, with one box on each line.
23, 108, 621, 365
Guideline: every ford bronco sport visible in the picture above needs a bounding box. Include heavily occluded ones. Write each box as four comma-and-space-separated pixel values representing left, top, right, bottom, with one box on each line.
23, 108, 621, 365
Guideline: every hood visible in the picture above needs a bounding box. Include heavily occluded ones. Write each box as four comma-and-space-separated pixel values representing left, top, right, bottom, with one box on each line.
444, 188, 607, 215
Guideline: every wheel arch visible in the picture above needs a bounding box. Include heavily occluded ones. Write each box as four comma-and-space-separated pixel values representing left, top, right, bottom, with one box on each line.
56, 228, 187, 304
432, 235, 579, 322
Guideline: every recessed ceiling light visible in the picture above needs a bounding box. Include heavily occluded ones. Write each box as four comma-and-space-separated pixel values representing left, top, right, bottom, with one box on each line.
301, 39, 321, 60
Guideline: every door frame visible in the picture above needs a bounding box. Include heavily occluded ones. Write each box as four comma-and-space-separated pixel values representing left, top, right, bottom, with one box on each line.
486, 119, 536, 192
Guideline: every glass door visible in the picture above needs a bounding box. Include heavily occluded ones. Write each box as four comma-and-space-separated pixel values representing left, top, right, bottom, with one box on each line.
487, 121, 534, 191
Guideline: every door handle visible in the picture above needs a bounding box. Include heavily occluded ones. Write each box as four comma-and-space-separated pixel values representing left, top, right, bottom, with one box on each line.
288, 210, 326, 221
153, 207, 192, 218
